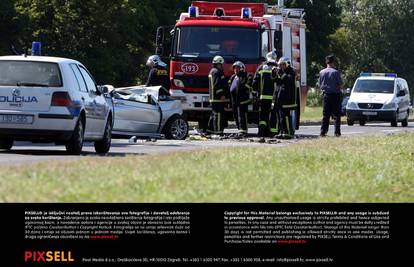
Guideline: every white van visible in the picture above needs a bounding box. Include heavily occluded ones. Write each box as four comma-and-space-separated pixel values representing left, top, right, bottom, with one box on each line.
346, 73, 411, 127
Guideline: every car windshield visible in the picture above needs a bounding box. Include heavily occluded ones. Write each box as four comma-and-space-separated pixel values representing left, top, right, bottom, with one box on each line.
174, 26, 260, 60
353, 80, 395, 94
114, 89, 148, 103
0, 60, 62, 87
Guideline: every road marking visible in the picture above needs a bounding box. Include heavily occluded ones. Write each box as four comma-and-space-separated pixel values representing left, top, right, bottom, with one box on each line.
381, 129, 401, 133
342, 132, 364, 135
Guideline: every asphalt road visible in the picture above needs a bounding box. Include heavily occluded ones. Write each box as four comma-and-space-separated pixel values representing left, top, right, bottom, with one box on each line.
1, 122, 413, 165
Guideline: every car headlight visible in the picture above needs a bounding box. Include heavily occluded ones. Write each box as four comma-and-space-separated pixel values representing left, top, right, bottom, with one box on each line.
173, 79, 185, 88
346, 101, 358, 109
383, 102, 397, 109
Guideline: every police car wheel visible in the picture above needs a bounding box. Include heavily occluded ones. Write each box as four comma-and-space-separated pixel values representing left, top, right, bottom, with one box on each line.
94, 118, 112, 154
66, 119, 84, 155
391, 118, 398, 127
165, 116, 189, 140
0, 139, 13, 151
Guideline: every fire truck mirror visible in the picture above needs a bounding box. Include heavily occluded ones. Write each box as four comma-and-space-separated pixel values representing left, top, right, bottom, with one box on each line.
156, 26, 164, 55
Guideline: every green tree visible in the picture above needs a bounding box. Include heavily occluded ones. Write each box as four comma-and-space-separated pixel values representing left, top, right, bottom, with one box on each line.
14, 0, 159, 86
332, 0, 414, 93
0, 0, 20, 55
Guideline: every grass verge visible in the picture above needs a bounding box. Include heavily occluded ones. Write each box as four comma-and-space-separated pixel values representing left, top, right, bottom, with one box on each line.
0, 133, 413, 202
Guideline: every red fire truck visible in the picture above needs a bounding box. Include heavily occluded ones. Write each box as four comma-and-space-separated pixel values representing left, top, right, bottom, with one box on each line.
155, 1, 307, 130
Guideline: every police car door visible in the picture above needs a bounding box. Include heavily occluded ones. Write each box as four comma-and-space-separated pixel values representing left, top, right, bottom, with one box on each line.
78, 66, 107, 135
397, 80, 410, 118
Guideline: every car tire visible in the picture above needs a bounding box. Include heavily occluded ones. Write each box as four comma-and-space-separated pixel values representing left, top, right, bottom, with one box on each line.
0, 139, 13, 151
66, 118, 84, 155
347, 118, 354, 126
359, 120, 366, 126
401, 112, 409, 127
164, 115, 189, 140
94, 118, 112, 154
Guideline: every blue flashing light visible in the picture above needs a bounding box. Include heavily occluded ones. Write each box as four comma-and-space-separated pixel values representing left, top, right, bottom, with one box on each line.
360, 73, 397, 78
242, 8, 252, 19
188, 6, 198, 17
385, 73, 398, 78
31, 41, 41, 56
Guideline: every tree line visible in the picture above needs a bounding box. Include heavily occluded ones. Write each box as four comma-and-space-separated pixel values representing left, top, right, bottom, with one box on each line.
1, 0, 413, 92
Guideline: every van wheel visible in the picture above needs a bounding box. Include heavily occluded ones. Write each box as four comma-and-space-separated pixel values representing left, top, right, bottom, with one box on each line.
66, 119, 84, 155
347, 118, 354, 126
0, 139, 13, 151
391, 118, 398, 127
359, 120, 366, 126
401, 112, 409, 127
164, 115, 189, 140
94, 118, 112, 154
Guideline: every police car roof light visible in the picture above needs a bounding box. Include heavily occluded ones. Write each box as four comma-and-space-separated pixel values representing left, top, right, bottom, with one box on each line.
31, 41, 41, 56
241, 8, 252, 19
188, 6, 199, 17
360, 73, 397, 78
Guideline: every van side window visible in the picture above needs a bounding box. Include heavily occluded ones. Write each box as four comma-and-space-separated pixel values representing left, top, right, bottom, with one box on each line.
79, 66, 97, 93
69, 64, 88, 92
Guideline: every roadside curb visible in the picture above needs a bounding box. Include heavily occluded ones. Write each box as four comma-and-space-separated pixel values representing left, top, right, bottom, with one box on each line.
300, 119, 414, 126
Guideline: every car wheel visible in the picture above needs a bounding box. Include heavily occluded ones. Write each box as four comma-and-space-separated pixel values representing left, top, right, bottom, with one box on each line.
0, 139, 13, 151
359, 120, 366, 126
94, 118, 112, 154
347, 118, 354, 126
165, 116, 189, 140
401, 111, 409, 127
66, 118, 84, 155
391, 118, 398, 127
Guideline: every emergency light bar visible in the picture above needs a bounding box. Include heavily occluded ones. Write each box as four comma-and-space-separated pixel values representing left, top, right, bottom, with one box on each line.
31, 41, 41, 56
360, 73, 397, 78
241, 8, 252, 19
188, 6, 199, 17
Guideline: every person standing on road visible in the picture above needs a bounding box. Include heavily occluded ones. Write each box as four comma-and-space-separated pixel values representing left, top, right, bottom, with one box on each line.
253, 51, 278, 137
207, 56, 229, 135
228, 61, 253, 136
319, 55, 343, 137
145, 55, 170, 90
272, 57, 297, 139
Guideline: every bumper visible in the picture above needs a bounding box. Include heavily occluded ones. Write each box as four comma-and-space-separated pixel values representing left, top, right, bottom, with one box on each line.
347, 109, 397, 121
0, 110, 77, 141
0, 128, 74, 141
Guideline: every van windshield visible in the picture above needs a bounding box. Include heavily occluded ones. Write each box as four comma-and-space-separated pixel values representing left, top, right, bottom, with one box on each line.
0, 61, 62, 87
353, 80, 394, 94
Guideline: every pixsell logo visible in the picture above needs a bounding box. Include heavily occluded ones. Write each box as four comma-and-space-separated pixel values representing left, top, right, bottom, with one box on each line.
24, 251, 74, 262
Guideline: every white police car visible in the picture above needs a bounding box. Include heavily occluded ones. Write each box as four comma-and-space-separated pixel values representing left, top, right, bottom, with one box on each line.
0, 55, 113, 154
346, 73, 411, 127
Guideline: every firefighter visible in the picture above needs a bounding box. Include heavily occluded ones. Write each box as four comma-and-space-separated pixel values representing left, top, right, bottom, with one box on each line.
273, 56, 297, 139
207, 55, 228, 135
253, 51, 278, 137
145, 55, 170, 90
228, 61, 253, 136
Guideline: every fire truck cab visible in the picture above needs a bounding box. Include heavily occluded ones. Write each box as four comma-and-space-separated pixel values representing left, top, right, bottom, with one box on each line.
155, 1, 307, 130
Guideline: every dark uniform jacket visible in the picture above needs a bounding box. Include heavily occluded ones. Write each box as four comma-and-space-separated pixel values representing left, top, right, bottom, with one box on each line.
146, 66, 170, 90
252, 63, 278, 101
228, 71, 253, 106
208, 67, 228, 103
274, 66, 297, 109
